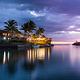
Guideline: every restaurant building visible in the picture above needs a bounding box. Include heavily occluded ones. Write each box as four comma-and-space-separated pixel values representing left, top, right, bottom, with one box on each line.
0, 30, 11, 37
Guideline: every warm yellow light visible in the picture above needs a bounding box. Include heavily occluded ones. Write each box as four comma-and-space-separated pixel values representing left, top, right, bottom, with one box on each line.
8, 51, 9, 61
51, 41, 73, 44
3, 51, 6, 65
48, 47, 50, 60
37, 48, 45, 60
26, 48, 51, 62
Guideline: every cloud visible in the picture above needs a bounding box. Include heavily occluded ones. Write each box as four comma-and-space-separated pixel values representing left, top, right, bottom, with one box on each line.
76, 28, 80, 30
47, 30, 80, 41
1, 0, 80, 41
28, 10, 45, 17
68, 25, 75, 29
0, 0, 80, 15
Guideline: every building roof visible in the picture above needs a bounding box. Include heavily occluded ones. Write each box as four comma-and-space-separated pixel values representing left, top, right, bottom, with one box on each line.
0, 30, 11, 33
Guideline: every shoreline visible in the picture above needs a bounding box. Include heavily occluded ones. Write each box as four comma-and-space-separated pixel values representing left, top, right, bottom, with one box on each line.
0, 43, 54, 49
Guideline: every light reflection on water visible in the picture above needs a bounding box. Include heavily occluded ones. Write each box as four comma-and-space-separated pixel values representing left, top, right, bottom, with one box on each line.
70, 46, 80, 66
2, 47, 51, 65
0, 47, 51, 80
1, 45, 80, 80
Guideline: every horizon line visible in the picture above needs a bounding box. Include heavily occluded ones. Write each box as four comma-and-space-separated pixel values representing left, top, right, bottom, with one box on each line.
51, 41, 74, 44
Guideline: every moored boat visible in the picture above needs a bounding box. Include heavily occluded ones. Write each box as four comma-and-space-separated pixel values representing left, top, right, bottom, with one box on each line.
32, 45, 40, 48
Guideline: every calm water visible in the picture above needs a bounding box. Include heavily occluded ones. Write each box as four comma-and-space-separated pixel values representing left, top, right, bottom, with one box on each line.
0, 45, 80, 80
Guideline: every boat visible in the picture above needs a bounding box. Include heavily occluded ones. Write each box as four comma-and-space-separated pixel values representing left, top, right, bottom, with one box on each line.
32, 45, 40, 48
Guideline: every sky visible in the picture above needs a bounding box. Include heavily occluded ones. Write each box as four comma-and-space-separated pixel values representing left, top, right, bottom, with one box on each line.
0, 0, 80, 42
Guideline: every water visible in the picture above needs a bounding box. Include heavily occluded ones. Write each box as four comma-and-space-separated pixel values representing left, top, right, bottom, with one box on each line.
0, 45, 80, 80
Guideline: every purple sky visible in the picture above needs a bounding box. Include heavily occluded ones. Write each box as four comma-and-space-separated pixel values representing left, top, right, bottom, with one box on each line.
0, 0, 80, 42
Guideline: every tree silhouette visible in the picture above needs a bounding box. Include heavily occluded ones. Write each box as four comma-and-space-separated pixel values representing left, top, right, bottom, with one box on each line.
20, 22, 29, 38
28, 20, 36, 39
4, 19, 18, 36
36, 27, 45, 37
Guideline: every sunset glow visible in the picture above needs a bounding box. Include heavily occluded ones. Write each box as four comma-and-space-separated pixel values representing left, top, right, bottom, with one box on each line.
51, 41, 73, 44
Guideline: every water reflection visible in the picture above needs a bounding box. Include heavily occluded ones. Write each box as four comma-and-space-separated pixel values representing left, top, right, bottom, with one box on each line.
0, 47, 51, 66
0, 47, 51, 79
27, 48, 51, 63
2, 51, 10, 65
70, 46, 80, 66
1, 47, 51, 65
1, 45, 80, 80
3, 51, 6, 65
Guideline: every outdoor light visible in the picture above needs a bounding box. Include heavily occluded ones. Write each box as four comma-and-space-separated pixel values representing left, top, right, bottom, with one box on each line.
8, 38, 9, 40
3, 37, 6, 40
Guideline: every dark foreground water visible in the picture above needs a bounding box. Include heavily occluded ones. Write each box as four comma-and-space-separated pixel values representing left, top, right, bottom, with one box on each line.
0, 45, 80, 80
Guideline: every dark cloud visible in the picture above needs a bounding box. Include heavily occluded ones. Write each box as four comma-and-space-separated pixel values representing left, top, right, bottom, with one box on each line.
1, 0, 80, 15
1, 0, 80, 41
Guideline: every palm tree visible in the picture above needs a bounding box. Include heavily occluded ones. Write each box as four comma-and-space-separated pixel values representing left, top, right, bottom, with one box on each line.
28, 20, 36, 39
41, 35, 46, 38
20, 22, 29, 38
4, 19, 18, 36
13, 28, 22, 37
36, 27, 45, 37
